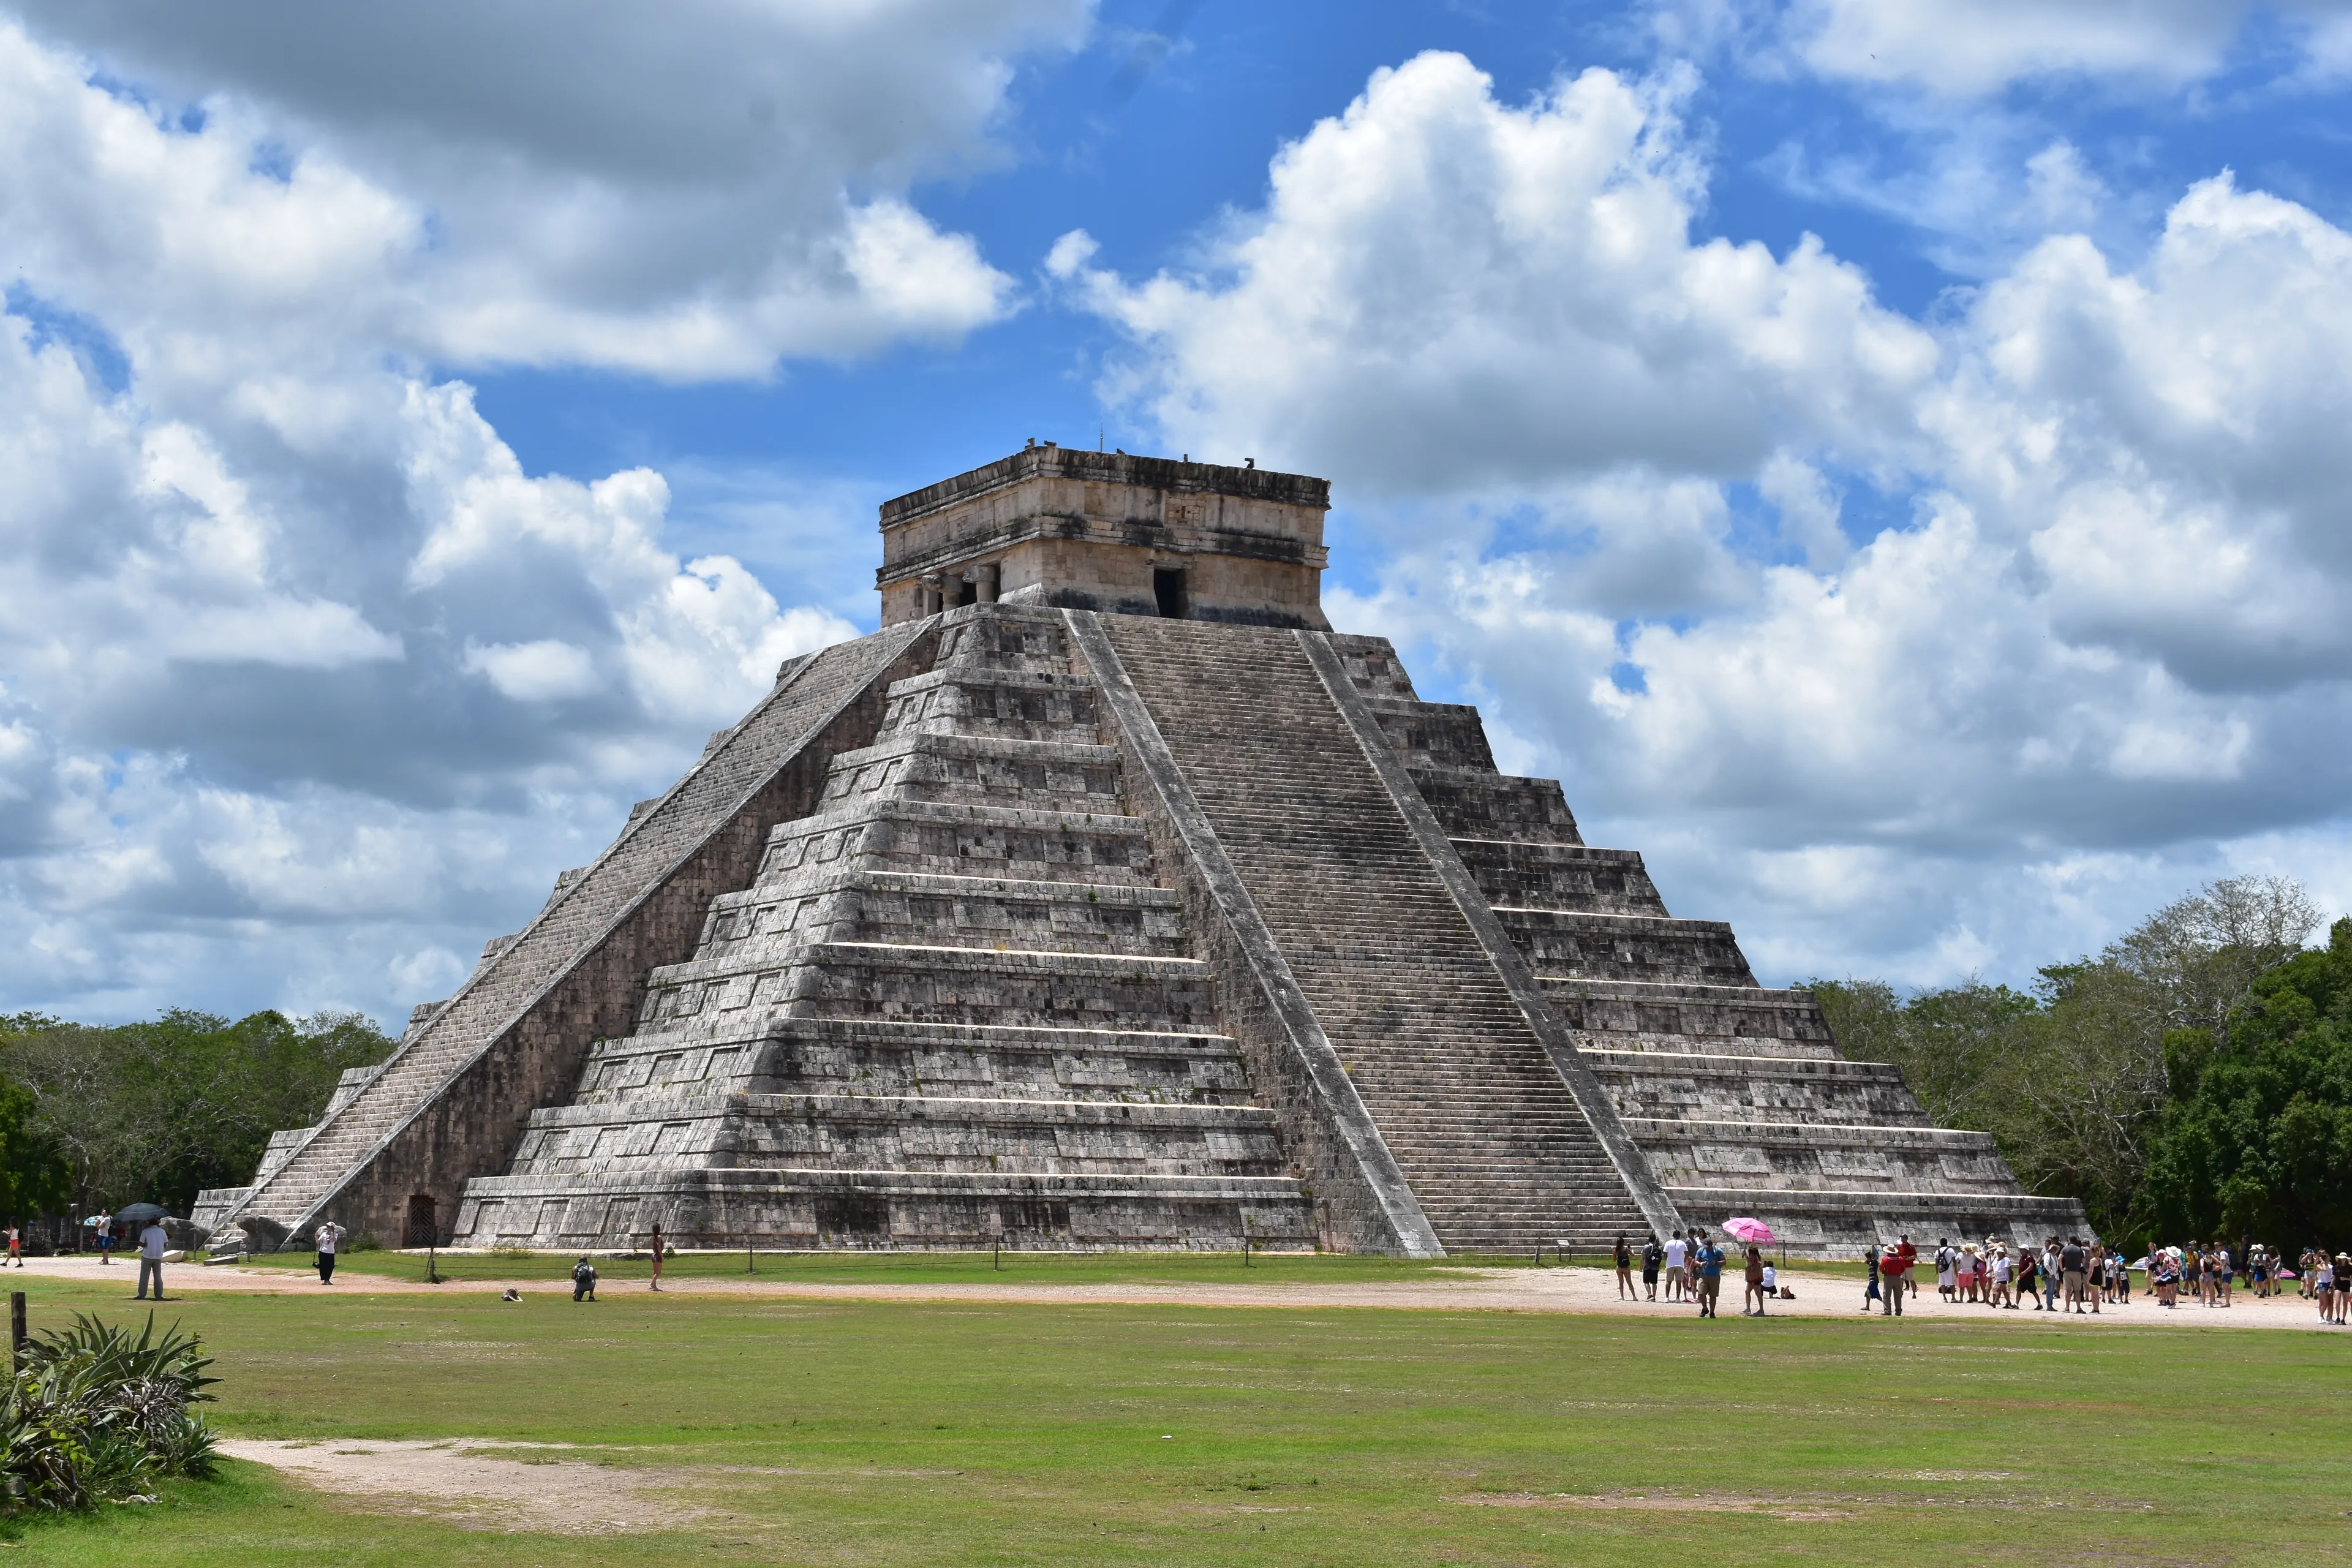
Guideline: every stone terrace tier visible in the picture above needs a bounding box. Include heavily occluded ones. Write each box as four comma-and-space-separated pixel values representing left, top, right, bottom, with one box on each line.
452, 607, 1314, 1253
1322, 633, 2090, 1258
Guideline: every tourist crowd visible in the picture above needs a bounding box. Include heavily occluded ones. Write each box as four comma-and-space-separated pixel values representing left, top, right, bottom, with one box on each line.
1610, 1229, 2352, 1325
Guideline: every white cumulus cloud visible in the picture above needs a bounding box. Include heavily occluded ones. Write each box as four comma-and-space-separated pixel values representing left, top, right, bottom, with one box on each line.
1077, 50, 2352, 984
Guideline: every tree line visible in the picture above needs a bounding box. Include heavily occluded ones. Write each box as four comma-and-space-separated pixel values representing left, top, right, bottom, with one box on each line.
1811, 876, 2351, 1250
0, 1009, 395, 1224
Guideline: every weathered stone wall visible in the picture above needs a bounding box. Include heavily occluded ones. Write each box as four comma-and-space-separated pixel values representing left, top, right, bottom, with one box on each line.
219, 622, 937, 1246
878, 448, 1330, 630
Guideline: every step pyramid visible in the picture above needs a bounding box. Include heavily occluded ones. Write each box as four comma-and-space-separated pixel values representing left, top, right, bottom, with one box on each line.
194, 447, 2088, 1257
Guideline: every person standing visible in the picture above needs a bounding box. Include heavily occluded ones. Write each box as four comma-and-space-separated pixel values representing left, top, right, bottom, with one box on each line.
1641, 1234, 1662, 1301
135, 1216, 168, 1302
1663, 1231, 1688, 1303
1615, 1233, 1635, 1300
2043, 1238, 2064, 1311
1989, 1244, 2013, 1308
6, 1224, 20, 1268
649, 1221, 666, 1292
1879, 1242, 1909, 1316
1863, 1245, 1882, 1313
2060, 1237, 2087, 1314
314, 1221, 345, 1285
1694, 1232, 1724, 1319
1742, 1245, 1766, 1316
94, 1212, 112, 1265
2015, 1243, 2039, 1310
1936, 1240, 1956, 1302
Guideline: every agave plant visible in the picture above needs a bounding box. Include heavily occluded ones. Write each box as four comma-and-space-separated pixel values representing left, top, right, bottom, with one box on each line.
1, 1313, 219, 1509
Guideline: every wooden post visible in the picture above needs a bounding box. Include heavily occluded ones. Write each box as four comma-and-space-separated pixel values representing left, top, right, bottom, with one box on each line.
10, 1291, 24, 1374
746, 1240, 755, 1275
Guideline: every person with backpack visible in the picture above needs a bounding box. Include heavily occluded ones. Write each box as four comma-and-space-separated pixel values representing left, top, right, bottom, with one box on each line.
2060, 1237, 2088, 1314
1640, 1235, 1662, 1302
573, 1256, 599, 1302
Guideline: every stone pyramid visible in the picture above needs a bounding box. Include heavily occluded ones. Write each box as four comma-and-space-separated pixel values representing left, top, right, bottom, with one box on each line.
197, 447, 2086, 1257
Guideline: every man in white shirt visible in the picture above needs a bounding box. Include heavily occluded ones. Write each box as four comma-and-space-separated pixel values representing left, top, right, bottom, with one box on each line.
315, 1221, 345, 1285
136, 1218, 169, 1301
1662, 1233, 1688, 1302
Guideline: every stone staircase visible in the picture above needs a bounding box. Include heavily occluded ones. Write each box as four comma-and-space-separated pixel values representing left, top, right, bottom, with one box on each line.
1322, 633, 2089, 1255
1099, 617, 1653, 1254
198, 624, 933, 1247
450, 606, 1314, 1251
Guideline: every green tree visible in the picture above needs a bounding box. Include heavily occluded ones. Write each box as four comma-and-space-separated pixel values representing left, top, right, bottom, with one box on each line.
2142, 917, 2352, 1247
0, 1009, 394, 1215
0, 1077, 70, 1222
1808, 876, 2328, 1240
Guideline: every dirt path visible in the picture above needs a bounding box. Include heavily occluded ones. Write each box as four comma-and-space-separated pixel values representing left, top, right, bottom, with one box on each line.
15, 1254, 2337, 1330
216, 1438, 714, 1534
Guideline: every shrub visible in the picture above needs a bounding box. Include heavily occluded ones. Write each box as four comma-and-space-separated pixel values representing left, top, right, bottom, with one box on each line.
0, 1313, 218, 1509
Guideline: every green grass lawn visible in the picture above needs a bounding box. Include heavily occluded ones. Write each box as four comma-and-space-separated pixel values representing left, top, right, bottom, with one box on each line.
216, 1243, 1534, 1288
0, 1265, 2338, 1566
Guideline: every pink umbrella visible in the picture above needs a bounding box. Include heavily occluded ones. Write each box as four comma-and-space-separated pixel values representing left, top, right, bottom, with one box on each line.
1723, 1216, 1775, 1245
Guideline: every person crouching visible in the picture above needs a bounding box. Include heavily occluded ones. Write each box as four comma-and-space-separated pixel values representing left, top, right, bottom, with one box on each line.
573, 1256, 598, 1302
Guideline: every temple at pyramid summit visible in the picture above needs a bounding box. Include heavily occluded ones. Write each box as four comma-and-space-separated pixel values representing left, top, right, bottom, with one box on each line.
196, 444, 2088, 1258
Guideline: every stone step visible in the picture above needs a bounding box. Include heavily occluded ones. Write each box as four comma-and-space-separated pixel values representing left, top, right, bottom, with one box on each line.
505, 1093, 1287, 1178
1585, 1050, 1934, 1133
818, 731, 1124, 813
1545, 980, 1842, 1057
1406, 765, 1582, 845
881, 665, 1102, 744
1451, 839, 1670, 918
453, 1167, 1320, 1251
571, 1016, 1254, 1106
1501, 909, 1759, 987
1322, 634, 1420, 702
757, 797, 1158, 888
638, 942, 1219, 1035
1359, 696, 1498, 772
701, 870, 1187, 960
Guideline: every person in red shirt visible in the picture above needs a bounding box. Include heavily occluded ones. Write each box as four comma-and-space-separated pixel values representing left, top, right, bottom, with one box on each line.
1878, 1241, 1910, 1316
1897, 1236, 1920, 1303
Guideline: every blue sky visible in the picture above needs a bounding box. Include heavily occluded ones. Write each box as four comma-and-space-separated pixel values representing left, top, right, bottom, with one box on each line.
4, 1, 2352, 1026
